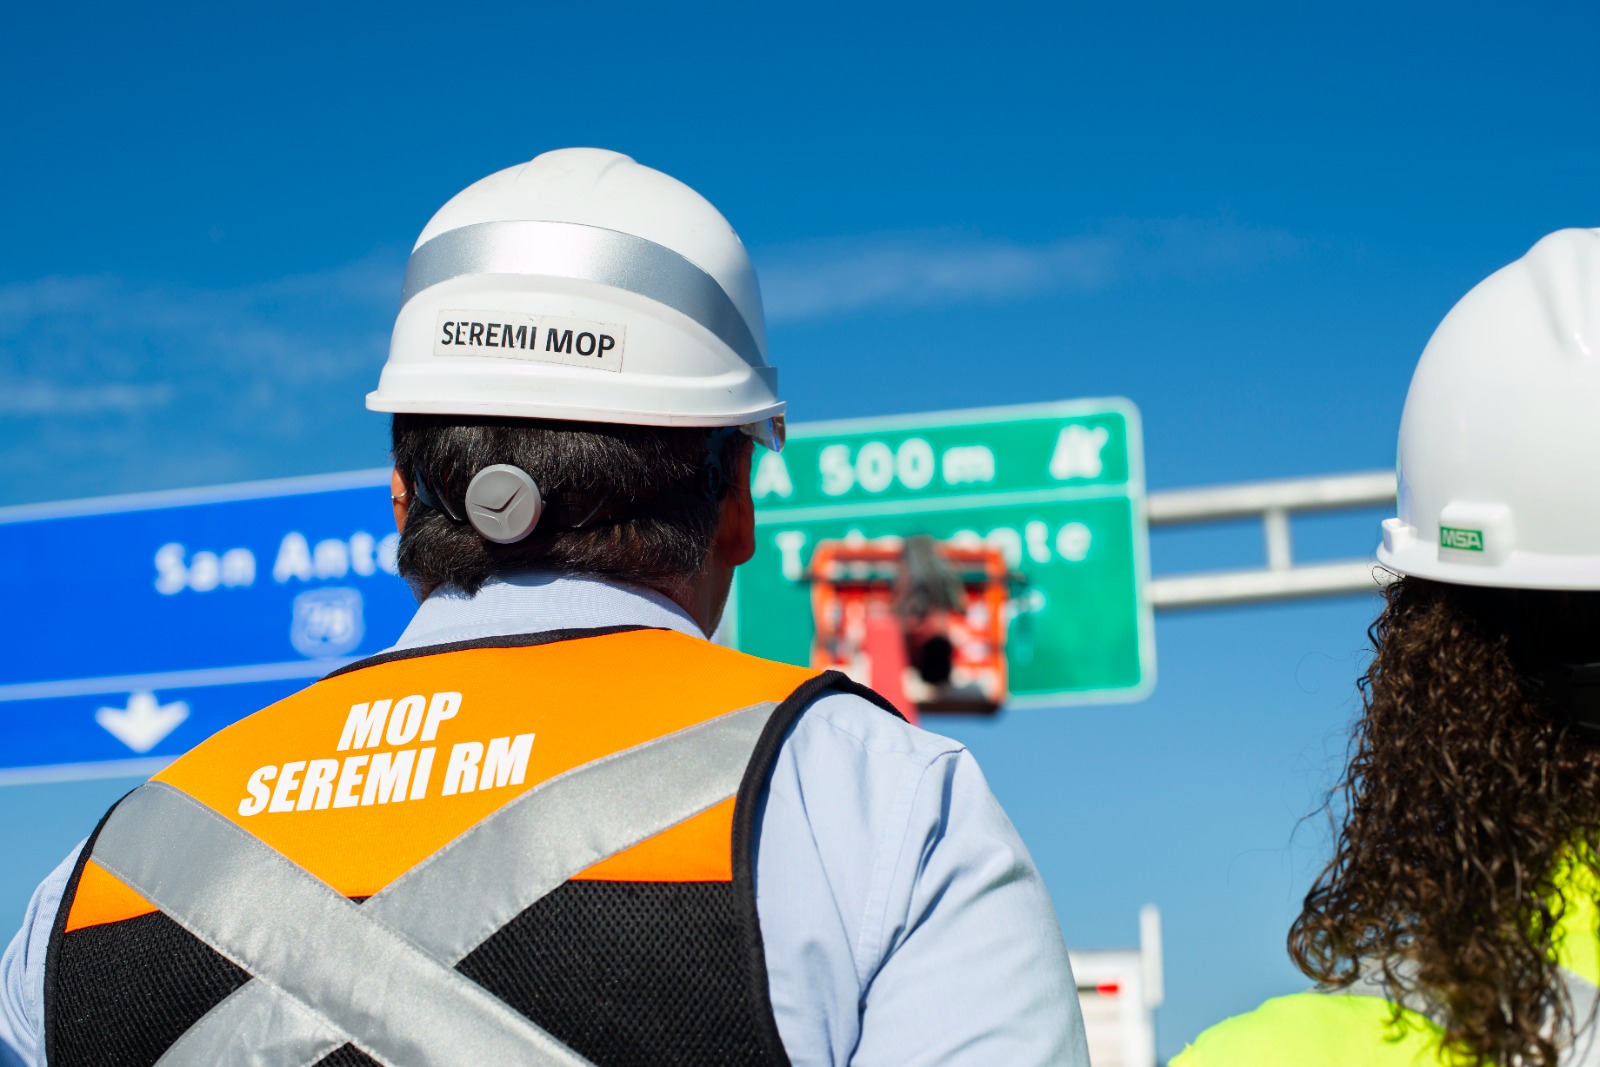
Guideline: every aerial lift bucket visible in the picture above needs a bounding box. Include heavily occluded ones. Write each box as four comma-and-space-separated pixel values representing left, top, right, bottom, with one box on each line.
807, 535, 1019, 721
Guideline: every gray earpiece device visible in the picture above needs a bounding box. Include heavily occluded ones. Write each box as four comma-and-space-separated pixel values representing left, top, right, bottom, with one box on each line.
463, 464, 545, 544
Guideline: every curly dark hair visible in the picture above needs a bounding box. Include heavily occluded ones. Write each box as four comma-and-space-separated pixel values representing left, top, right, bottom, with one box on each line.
1289, 575, 1600, 1065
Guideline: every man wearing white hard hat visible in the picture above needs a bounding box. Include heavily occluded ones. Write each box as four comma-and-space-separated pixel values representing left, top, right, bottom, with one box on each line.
0, 150, 1088, 1066
1175, 228, 1600, 1066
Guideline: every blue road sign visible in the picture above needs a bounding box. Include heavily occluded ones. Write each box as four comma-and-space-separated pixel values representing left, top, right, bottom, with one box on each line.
0, 471, 416, 784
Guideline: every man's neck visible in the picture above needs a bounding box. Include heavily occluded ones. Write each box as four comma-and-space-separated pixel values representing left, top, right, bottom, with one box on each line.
651, 572, 730, 637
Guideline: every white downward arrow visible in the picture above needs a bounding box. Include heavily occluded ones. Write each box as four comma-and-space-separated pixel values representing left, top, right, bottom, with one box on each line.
96, 691, 190, 753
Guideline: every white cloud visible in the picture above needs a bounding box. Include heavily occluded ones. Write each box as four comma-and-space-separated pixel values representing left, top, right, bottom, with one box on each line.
757, 219, 1303, 322
0, 256, 400, 405
0, 220, 1303, 503
0, 255, 403, 504
0, 380, 174, 415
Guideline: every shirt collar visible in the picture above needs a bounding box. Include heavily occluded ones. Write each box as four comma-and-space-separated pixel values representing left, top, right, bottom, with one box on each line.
389, 569, 704, 652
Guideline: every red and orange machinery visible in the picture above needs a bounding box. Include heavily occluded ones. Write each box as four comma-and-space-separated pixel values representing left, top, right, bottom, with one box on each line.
807, 535, 1018, 722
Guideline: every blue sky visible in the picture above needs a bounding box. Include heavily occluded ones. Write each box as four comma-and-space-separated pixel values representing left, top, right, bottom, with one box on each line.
2, 1, 1597, 1058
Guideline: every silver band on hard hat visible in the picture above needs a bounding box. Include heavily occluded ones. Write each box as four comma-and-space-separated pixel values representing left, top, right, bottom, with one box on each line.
399, 220, 764, 368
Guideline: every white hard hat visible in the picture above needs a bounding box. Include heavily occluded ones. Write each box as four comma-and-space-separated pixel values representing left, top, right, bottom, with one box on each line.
1378, 227, 1600, 589
368, 148, 783, 449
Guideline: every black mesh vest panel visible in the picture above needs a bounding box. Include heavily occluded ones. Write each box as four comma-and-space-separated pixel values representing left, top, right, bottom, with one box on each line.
41, 635, 886, 1067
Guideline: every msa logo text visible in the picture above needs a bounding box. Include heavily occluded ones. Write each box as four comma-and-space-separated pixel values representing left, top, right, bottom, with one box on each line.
1440, 526, 1484, 552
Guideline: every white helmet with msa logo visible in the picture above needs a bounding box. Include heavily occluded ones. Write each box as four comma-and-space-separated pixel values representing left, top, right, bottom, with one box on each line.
367, 148, 783, 451
1378, 227, 1600, 589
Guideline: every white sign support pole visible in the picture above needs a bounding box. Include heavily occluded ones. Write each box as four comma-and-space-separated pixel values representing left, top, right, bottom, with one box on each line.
1146, 471, 1395, 610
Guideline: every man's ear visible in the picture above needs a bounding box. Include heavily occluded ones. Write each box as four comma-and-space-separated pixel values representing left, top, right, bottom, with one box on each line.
391, 467, 411, 534
715, 443, 757, 567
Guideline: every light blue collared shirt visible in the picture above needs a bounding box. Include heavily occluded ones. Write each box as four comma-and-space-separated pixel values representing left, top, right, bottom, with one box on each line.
1, 572, 1087, 1065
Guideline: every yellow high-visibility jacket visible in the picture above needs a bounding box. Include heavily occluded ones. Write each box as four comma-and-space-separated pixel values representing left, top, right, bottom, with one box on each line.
1175, 863, 1600, 1066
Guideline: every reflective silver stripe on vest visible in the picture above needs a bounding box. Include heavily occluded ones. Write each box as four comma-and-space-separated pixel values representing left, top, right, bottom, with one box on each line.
1566, 970, 1600, 1067
376, 698, 778, 958
93, 784, 586, 1067
87, 699, 780, 1067
156, 992, 347, 1067
1322, 958, 1600, 1065
400, 220, 765, 366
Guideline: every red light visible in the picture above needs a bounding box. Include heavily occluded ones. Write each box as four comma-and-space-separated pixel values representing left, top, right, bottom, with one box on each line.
1095, 982, 1121, 996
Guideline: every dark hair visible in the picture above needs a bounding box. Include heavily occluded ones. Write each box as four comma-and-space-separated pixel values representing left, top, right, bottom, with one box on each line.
391, 413, 745, 595
1290, 576, 1600, 1066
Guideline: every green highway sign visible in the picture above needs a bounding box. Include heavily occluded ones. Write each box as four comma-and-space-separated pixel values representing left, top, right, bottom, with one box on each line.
730, 399, 1154, 706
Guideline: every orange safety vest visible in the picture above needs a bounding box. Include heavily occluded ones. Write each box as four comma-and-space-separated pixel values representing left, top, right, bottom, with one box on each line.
46, 626, 886, 1067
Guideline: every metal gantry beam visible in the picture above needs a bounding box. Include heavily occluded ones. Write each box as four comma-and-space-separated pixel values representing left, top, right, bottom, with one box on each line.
1146, 471, 1395, 611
